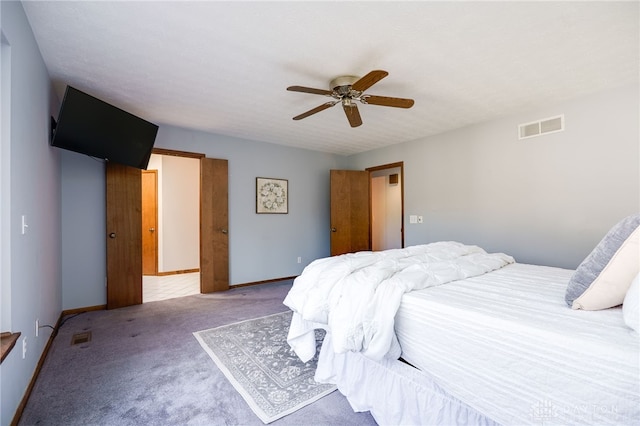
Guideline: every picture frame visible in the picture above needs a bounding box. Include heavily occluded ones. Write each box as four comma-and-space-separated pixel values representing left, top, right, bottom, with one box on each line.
256, 177, 288, 214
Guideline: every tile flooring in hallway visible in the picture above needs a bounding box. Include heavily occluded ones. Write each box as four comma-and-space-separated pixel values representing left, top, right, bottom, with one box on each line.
143, 272, 200, 302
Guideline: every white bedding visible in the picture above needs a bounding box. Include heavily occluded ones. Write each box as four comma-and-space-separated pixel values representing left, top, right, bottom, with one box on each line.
395, 263, 640, 425
315, 332, 500, 426
284, 241, 514, 362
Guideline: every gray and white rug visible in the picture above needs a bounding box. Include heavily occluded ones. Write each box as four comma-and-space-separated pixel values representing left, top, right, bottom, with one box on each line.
193, 310, 336, 424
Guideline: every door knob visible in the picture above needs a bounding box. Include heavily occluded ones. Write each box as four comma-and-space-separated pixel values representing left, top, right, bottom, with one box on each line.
149, 228, 155, 232
331, 227, 337, 232
109, 232, 116, 239
221, 229, 228, 234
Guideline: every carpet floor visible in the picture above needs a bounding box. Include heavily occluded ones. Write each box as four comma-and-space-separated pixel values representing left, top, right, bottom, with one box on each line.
19, 280, 377, 426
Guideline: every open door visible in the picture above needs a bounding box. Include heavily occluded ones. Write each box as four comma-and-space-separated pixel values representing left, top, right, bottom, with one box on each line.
141, 170, 158, 275
200, 158, 229, 292
330, 169, 370, 256
106, 162, 143, 309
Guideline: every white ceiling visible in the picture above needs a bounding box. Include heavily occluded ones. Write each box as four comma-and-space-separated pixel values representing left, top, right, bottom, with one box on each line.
21, 1, 639, 156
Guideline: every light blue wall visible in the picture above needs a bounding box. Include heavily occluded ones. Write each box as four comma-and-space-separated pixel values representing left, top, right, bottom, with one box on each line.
155, 125, 348, 284
60, 150, 106, 310
348, 84, 640, 269
60, 124, 347, 309
0, 2, 62, 424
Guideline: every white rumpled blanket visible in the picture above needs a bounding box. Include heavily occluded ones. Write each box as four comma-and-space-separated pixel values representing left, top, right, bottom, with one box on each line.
283, 241, 514, 362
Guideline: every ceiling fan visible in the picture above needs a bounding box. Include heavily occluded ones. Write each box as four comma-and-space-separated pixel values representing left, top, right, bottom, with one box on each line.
287, 70, 414, 128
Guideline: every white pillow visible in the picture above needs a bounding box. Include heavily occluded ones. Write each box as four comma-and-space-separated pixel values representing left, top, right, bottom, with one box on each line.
568, 215, 640, 310
623, 273, 640, 332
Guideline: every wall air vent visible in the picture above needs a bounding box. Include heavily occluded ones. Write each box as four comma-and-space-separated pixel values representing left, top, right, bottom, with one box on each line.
518, 115, 564, 140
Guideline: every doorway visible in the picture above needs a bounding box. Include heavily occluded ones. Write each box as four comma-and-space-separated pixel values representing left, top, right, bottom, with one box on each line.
329, 162, 404, 256
370, 166, 403, 251
106, 149, 229, 309
142, 153, 201, 302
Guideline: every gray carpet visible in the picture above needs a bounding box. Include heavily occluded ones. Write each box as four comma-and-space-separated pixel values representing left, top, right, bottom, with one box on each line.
19, 281, 377, 425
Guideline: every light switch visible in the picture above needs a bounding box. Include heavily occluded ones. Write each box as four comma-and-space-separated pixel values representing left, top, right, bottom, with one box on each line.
409, 215, 417, 224
21, 215, 28, 235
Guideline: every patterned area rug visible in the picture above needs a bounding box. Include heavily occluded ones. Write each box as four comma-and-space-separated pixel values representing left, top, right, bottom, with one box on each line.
193, 310, 336, 424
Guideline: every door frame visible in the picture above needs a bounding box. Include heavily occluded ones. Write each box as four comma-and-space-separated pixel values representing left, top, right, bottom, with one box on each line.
150, 148, 229, 294
366, 161, 405, 249
150, 149, 205, 282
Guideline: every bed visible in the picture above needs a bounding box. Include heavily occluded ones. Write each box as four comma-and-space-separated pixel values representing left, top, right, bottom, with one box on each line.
283, 216, 640, 425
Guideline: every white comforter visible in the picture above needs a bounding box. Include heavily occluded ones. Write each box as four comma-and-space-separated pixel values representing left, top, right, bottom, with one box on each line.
283, 241, 514, 362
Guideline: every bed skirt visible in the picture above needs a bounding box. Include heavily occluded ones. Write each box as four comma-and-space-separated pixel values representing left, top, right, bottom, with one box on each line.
315, 333, 498, 426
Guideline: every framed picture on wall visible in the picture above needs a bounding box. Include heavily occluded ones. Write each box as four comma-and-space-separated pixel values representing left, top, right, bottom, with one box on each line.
256, 177, 288, 214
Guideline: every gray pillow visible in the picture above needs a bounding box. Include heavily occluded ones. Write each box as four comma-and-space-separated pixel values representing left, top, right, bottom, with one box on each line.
565, 214, 640, 307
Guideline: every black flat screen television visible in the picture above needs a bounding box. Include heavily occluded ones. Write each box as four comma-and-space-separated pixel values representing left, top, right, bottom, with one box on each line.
50, 86, 158, 169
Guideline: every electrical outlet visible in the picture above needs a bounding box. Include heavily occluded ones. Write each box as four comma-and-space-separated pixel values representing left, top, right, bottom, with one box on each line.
35, 319, 39, 337
22, 337, 27, 359
297, 257, 302, 264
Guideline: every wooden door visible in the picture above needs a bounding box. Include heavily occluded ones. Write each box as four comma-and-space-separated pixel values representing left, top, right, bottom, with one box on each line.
106, 162, 142, 309
200, 158, 229, 292
330, 169, 370, 256
141, 170, 158, 275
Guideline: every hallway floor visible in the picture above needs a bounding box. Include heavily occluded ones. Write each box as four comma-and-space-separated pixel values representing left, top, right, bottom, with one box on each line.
143, 272, 200, 302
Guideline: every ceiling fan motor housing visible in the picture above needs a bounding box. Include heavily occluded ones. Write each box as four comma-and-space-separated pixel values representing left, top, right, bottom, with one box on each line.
330, 75, 360, 95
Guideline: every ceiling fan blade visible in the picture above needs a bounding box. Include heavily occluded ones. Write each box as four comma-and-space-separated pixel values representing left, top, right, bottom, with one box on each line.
292, 101, 337, 120
362, 95, 414, 109
343, 103, 362, 128
351, 70, 388, 92
287, 86, 333, 96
